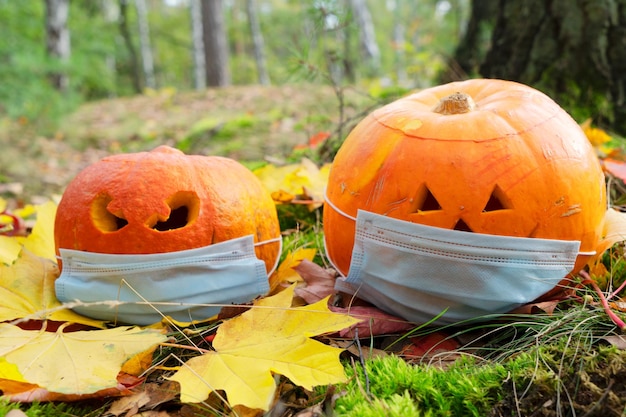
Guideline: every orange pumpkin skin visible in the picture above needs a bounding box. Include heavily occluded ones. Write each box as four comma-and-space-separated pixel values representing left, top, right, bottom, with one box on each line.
324, 79, 606, 277
54, 146, 281, 272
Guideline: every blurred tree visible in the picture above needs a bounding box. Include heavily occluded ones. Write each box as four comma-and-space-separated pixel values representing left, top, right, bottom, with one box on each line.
189, 0, 206, 90
348, 0, 380, 76
201, 0, 230, 86
442, 0, 497, 81
449, 0, 626, 134
118, 0, 142, 93
45, 0, 70, 91
246, 0, 270, 85
135, 0, 155, 89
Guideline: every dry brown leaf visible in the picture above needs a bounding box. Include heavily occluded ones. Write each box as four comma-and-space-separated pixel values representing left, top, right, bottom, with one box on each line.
329, 305, 415, 338
293, 259, 337, 304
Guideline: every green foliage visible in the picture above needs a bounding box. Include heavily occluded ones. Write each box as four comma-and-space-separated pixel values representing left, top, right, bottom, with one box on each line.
335, 355, 508, 417
0, 399, 104, 417
335, 335, 626, 417
0, 0, 469, 137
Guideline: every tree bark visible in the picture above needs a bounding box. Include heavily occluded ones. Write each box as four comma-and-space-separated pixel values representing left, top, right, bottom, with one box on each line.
45, 0, 70, 91
189, 0, 206, 90
443, 0, 498, 81
459, 0, 626, 134
246, 0, 270, 85
201, 0, 230, 87
134, 0, 155, 89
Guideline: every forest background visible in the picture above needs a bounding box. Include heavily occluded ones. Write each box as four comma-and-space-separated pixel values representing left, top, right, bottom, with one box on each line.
2, 0, 625, 199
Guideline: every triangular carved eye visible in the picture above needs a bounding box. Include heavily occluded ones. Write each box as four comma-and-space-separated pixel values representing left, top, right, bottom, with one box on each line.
453, 219, 473, 232
411, 184, 442, 212
482, 185, 511, 212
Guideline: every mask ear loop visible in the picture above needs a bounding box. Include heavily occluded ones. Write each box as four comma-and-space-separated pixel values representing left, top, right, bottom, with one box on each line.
323, 188, 359, 278
254, 235, 283, 276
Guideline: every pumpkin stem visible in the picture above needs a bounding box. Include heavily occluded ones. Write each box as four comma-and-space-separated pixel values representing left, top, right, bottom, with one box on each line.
433, 92, 476, 115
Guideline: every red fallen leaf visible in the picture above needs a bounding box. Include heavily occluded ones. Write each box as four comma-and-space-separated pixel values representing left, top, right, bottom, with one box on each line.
398, 332, 461, 360
0, 372, 142, 402
603, 158, 626, 182
294, 131, 331, 150
0, 209, 26, 236
294, 260, 337, 304
13, 320, 98, 332
308, 131, 331, 147
329, 304, 415, 338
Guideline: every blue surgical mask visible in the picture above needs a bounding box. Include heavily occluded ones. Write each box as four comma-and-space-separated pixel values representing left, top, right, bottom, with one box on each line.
327, 208, 591, 325
55, 235, 281, 325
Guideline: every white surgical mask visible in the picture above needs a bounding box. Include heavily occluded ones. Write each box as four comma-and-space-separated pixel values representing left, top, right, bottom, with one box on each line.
55, 235, 281, 325
327, 207, 591, 325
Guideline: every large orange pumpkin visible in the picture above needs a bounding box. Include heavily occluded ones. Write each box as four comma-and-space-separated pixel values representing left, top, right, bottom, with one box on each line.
54, 145, 281, 272
324, 79, 606, 278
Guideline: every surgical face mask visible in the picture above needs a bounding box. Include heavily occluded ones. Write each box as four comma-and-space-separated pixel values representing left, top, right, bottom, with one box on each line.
328, 209, 590, 325
55, 235, 281, 325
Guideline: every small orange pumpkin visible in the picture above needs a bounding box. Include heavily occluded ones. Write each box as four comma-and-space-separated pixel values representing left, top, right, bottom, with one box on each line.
54, 145, 281, 272
324, 79, 606, 278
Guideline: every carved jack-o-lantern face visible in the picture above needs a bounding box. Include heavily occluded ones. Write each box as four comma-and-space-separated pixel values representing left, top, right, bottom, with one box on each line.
54, 146, 281, 272
324, 79, 606, 278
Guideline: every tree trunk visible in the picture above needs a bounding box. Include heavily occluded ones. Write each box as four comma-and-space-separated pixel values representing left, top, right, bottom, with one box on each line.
246, 0, 270, 85
101, 0, 119, 97
134, 0, 155, 89
458, 0, 626, 135
189, 0, 206, 90
201, 0, 230, 87
443, 0, 498, 81
118, 0, 142, 93
349, 0, 380, 76
45, 0, 70, 91
391, 0, 407, 85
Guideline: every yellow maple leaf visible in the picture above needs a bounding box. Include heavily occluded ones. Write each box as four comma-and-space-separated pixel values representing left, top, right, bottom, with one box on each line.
594, 209, 626, 258
0, 249, 104, 327
269, 247, 317, 293
168, 285, 360, 410
0, 200, 57, 265
0, 236, 22, 266
254, 159, 330, 205
581, 118, 614, 156
0, 323, 166, 395
16, 201, 57, 263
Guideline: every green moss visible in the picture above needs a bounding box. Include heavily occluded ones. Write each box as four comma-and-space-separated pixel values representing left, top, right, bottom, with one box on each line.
335, 355, 508, 417
0, 400, 104, 417
334, 338, 626, 416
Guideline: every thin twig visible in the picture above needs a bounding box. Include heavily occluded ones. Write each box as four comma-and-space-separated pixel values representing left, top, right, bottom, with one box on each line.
353, 328, 371, 397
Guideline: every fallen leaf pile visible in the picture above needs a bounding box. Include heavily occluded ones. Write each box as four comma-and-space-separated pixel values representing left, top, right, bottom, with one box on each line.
4, 146, 626, 414
169, 284, 360, 411
0, 198, 168, 402
254, 158, 330, 208
0, 195, 365, 413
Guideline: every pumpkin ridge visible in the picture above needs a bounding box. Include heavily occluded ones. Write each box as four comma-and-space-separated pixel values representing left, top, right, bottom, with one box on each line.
371, 90, 563, 143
